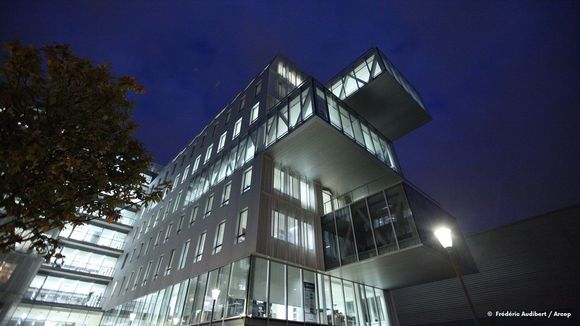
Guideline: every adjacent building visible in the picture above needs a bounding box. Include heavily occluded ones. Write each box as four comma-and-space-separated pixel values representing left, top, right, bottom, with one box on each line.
2, 167, 160, 325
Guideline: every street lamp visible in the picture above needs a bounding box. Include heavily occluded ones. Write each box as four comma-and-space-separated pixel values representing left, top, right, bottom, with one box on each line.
434, 227, 480, 326
209, 288, 221, 326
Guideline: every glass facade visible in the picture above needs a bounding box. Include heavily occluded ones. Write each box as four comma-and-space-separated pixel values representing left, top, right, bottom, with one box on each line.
25, 274, 106, 307
60, 223, 127, 250
101, 258, 250, 326
322, 183, 420, 269
328, 49, 424, 110
50, 247, 117, 277
102, 256, 389, 326
6, 303, 103, 326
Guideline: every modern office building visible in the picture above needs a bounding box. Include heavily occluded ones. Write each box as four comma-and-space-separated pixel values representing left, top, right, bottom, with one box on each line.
1, 168, 160, 325
96, 48, 475, 326
3, 49, 478, 326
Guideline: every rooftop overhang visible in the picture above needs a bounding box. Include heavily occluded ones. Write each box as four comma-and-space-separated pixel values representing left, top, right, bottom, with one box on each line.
327, 243, 477, 290
344, 72, 431, 140
264, 117, 402, 195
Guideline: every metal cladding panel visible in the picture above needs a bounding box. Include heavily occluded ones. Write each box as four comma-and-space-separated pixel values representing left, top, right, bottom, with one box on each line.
391, 205, 580, 325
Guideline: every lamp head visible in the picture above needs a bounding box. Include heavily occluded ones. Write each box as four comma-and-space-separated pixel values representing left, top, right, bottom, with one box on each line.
211, 288, 221, 300
434, 226, 453, 249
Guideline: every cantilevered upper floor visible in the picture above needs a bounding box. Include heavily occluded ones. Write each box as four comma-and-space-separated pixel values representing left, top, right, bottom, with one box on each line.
327, 48, 431, 140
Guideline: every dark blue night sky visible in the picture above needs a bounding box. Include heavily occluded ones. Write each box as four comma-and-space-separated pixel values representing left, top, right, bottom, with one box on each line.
1, 1, 578, 234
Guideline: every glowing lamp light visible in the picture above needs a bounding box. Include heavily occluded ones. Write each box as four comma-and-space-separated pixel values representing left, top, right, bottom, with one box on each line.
434, 227, 453, 249
129, 313, 137, 321
211, 288, 221, 301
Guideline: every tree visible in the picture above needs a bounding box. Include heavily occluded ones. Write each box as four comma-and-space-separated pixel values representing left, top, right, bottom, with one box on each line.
0, 41, 167, 260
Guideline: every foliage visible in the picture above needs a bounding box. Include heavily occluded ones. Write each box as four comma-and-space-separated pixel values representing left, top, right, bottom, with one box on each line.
0, 41, 166, 260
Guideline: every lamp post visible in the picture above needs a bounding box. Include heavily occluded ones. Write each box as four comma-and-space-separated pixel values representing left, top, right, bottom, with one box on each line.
209, 288, 221, 326
434, 227, 480, 326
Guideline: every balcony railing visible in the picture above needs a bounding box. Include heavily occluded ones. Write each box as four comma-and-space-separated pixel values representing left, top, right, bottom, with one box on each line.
25, 288, 104, 308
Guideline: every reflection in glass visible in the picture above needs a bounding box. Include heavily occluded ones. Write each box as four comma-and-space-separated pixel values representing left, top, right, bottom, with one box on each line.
269, 261, 286, 320
343, 280, 360, 326
227, 258, 249, 317
250, 257, 268, 318
287, 266, 303, 321
385, 185, 419, 249
351, 199, 376, 260
331, 278, 347, 326
182, 276, 198, 325
213, 264, 231, 320
317, 273, 333, 325
367, 192, 397, 254
322, 213, 340, 269
335, 207, 357, 265
192, 273, 208, 323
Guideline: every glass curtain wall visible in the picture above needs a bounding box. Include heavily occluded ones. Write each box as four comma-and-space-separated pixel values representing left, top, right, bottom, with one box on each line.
102, 258, 249, 326
49, 247, 118, 277
321, 183, 420, 269
101, 256, 388, 326
6, 303, 103, 326
60, 223, 127, 249
248, 256, 390, 326
25, 274, 106, 307
327, 49, 424, 111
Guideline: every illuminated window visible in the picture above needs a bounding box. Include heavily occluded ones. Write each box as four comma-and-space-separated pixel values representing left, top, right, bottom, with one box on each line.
192, 155, 201, 173
194, 232, 206, 262
189, 206, 198, 225
164, 249, 175, 276
181, 165, 190, 184
241, 167, 252, 193
236, 209, 248, 243
204, 194, 214, 217
172, 191, 182, 213
233, 118, 242, 140
178, 240, 190, 270
204, 144, 213, 164
218, 131, 227, 152
250, 102, 260, 124
213, 222, 225, 254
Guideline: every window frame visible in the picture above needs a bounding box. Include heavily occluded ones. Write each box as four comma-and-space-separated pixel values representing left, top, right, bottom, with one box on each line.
232, 117, 242, 140
194, 232, 206, 262
204, 144, 214, 164
241, 167, 253, 193
218, 131, 227, 152
213, 221, 226, 254
250, 102, 260, 124
221, 182, 232, 206
236, 208, 248, 243
204, 194, 214, 217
